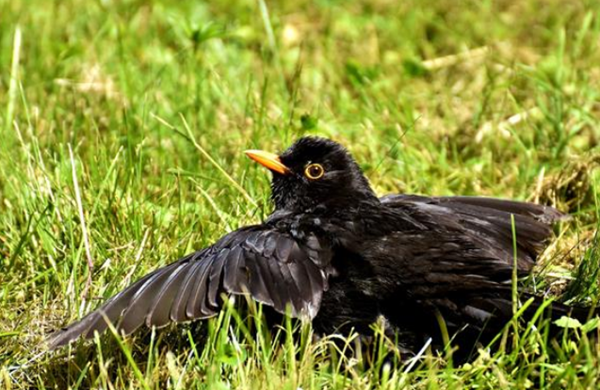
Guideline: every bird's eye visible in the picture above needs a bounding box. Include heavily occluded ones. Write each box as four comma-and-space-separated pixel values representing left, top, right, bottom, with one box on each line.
304, 163, 325, 180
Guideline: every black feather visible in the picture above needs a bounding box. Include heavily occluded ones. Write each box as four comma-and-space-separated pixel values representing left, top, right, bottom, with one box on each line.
170, 260, 204, 322
46, 225, 331, 348
48, 137, 585, 361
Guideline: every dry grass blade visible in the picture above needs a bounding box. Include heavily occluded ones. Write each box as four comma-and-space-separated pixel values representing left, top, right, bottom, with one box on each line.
68, 144, 94, 304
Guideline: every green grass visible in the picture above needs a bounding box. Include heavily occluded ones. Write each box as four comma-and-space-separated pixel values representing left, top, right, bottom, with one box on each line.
1, 0, 600, 388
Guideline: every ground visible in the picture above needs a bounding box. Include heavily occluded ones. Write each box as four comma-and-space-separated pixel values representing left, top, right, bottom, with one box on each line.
1, 0, 600, 388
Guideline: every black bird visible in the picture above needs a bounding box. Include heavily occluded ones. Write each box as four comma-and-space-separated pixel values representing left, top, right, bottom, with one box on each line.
47, 137, 584, 355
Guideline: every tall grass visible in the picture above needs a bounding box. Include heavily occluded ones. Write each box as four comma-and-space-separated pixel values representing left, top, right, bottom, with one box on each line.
1, 0, 600, 388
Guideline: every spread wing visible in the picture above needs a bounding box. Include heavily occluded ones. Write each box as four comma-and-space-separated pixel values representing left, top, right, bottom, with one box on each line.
47, 225, 332, 349
380, 194, 567, 272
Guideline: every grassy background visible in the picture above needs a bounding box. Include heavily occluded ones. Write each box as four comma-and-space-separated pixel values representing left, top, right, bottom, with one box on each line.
1, 0, 600, 388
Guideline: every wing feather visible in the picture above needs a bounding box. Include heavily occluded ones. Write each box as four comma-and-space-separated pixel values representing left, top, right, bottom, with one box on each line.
47, 225, 332, 349
222, 246, 247, 293
186, 257, 214, 318
207, 248, 229, 308
147, 263, 190, 327
170, 260, 204, 322
381, 194, 566, 271
246, 251, 276, 306
276, 258, 304, 314
119, 263, 183, 334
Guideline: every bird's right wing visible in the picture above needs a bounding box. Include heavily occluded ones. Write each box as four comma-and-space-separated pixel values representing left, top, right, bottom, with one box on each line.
47, 226, 332, 349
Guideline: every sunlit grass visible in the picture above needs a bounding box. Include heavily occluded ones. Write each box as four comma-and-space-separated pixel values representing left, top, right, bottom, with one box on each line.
1, 0, 600, 388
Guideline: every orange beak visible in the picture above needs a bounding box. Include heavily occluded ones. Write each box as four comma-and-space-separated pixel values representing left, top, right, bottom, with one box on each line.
245, 150, 291, 175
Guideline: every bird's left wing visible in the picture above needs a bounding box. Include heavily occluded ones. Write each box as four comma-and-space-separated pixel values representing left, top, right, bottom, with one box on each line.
380, 194, 566, 271
47, 225, 332, 349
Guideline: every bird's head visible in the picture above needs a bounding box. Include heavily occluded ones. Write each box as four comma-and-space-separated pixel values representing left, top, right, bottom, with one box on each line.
246, 137, 378, 212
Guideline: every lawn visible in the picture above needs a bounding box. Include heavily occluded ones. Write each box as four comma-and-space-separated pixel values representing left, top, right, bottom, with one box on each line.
1, 0, 600, 388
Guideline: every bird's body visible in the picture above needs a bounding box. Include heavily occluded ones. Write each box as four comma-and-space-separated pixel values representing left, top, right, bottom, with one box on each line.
48, 137, 583, 359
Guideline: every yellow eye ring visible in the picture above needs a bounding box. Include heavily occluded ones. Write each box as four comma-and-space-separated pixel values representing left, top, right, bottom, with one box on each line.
304, 163, 325, 180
